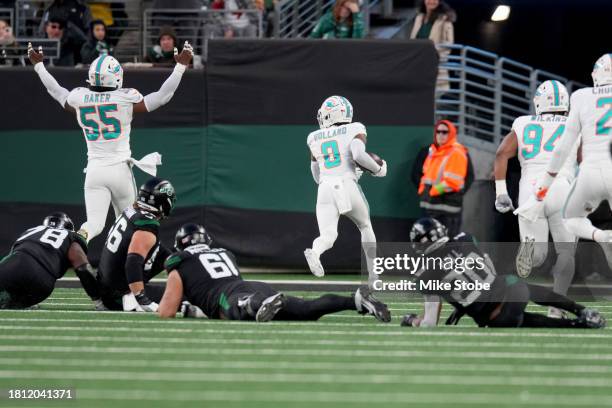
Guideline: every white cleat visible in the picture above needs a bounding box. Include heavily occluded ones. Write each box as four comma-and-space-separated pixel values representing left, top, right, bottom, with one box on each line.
547, 307, 567, 319
304, 248, 325, 277
516, 237, 535, 278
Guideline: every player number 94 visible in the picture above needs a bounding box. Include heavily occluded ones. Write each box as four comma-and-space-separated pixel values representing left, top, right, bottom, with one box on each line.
7, 389, 73, 399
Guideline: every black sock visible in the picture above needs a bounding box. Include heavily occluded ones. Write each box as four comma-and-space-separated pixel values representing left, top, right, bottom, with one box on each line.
521, 312, 584, 328
275, 294, 355, 321
527, 284, 584, 316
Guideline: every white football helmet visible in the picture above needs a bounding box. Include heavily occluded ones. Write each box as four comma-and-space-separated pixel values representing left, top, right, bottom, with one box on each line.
87, 55, 123, 89
317, 96, 353, 129
533, 80, 569, 115
592, 53, 612, 87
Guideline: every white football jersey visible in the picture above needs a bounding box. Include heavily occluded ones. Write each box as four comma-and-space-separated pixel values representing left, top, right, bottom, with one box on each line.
566, 86, 612, 164
307, 122, 366, 180
67, 87, 144, 165
512, 114, 578, 180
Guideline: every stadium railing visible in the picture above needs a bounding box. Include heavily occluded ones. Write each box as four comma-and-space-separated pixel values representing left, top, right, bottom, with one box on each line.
143, 8, 262, 63
436, 43, 587, 152
14, 0, 143, 62
273, 0, 383, 38
0, 7, 14, 29
1, 37, 59, 64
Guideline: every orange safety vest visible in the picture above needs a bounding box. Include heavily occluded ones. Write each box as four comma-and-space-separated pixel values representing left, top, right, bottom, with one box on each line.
418, 120, 468, 197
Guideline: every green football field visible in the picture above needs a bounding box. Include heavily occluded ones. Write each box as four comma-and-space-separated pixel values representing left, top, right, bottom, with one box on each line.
1, 287, 612, 408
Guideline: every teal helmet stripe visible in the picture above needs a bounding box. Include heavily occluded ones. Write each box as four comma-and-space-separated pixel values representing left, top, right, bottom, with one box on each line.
340, 96, 352, 118
94, 55, 107, 87
551, 80, 560, 106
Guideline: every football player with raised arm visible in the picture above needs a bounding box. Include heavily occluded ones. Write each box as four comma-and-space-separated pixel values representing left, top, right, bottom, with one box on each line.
96, 177, 176, 312
526, 54, 612, 244
159, 223, 391, 322
0, 212, 100, 309
494, 80, 578, 316
401, 218, 604, 329
27, 41, 192, 243
304, 96, 387, 283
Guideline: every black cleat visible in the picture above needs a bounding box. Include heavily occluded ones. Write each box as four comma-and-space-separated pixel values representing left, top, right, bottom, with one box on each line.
255, 293, 285, 322
355, 287, 391, 323
578, 308, 606, 329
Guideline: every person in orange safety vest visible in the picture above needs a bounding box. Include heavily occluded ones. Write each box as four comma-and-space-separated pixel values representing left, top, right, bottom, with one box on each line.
418, 120, 469, 237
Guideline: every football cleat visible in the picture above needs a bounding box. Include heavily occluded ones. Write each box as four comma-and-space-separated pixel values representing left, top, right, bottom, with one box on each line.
578, 308, 606, 329
400, 313, 419, 327
516, 237, 535, 278
94, 299, 109, 311
304, 248, 325, 277
255, 293, 285, 323
355, 287, 391, 323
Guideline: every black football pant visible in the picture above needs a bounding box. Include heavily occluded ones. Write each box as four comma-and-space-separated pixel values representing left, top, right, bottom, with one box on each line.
0, 252, 55, 309
488, 278, 588, 328
225, 281, 356, 321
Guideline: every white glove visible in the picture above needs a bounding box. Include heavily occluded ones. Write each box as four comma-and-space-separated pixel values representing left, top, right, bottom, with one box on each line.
513, 195, 545, 223
495, 194, 514, 213
372, 160, 387, 178
355, 167, 363, 181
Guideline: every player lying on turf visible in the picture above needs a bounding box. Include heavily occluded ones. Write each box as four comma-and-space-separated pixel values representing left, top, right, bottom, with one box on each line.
96, 177, 176, 312
401, 218, 605, 329
0, 212, 100, 309
28, 41, 192, 244
158, 223, 391, 322
304, 96, 387, 283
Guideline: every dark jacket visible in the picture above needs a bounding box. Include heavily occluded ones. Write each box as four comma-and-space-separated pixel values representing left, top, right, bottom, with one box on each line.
80, 21, 113, 64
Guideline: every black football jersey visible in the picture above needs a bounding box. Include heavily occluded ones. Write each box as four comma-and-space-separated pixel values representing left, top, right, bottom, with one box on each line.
165, 244, 244, 318
11, 225, 87, 279
413, 233, 504, 316
98, 207, 165, 291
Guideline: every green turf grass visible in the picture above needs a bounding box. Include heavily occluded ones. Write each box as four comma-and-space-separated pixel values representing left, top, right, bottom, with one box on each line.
0, 288, 611, 408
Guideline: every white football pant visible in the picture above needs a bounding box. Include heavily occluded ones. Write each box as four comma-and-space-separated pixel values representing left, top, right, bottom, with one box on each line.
311, 177, 376, 283
79, 162, 137, 242
518, 175, 576, 294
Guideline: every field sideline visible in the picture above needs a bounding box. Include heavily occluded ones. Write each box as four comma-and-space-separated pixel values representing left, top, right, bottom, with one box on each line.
0, 286, 612, 408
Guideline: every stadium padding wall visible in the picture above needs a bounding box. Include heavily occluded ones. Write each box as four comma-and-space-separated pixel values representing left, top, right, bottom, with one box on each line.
0, 39, 438, 267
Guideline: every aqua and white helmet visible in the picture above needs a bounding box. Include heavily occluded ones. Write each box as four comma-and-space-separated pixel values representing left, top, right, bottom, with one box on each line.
592, 54, 612, 87
87, 55, 123, 89
533, 80, 569, 115
317, 96, 353, 129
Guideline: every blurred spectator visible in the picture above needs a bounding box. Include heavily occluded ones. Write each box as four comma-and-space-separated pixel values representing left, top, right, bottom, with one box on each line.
418, 120, 470, 237
44, 15, 87, 66
255, 0, 278, 37
410, 0, 455, 91
0, 19, 18, 66
224, 0, 258, 38
80, 19, 113, 64
40, 0, 92, 36
146, 26, 178, 65
310, 0, 365, 39
88, 2, 128, 47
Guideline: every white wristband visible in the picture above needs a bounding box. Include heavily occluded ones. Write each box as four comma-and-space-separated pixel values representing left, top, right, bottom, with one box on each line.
495, 180, 508, 197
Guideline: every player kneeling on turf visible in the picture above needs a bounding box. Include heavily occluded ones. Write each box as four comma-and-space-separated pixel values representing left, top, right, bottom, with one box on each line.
401, 218, 605, 329
159, 223, 392, 322
0, 213, 100, 309
96, 177, 176, 312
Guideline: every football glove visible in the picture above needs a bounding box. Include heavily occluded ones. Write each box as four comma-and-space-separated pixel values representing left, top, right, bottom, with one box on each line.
495, 194, 514, 213
372, 160, 387, 178
135, 291, 159, 313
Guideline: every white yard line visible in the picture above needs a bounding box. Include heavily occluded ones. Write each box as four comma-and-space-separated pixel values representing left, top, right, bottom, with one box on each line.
0, 317, 610, 337
1, 357, 611, 375
0, 345, 611, 360
71, 389, 612, 406
0, 369, 610, 388
0, 334, 611, 351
